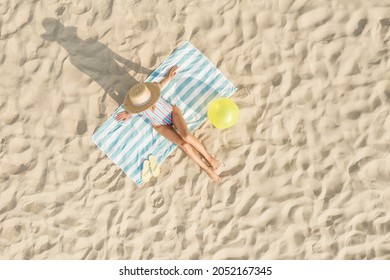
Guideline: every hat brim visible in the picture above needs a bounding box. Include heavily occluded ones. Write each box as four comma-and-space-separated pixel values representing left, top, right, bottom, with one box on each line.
124, 82, 161, 114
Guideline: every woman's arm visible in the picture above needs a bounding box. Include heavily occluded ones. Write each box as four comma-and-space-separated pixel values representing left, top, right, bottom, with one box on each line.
158, 65, 178, 90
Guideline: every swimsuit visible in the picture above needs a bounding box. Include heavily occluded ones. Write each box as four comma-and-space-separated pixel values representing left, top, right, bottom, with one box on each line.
139, 98, 173, 126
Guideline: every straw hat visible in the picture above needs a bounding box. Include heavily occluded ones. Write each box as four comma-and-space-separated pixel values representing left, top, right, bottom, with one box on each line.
124, 83, 161, 113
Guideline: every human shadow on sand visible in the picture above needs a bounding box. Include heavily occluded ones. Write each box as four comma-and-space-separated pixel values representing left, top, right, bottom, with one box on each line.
40, 18, 151, 110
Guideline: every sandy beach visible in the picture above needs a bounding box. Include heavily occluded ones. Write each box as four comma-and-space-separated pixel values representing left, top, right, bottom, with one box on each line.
1, 0, 390, 259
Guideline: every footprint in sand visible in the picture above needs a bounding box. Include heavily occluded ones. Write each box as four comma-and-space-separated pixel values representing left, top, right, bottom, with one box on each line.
286, 113, 306, 146
354, 19, 368, 36
19, 191, 60, 216
344, 231, 367, 247
297, 7, 332, 29
346, 9, 368, 36
234, 193, 259, 217
271, 116, 289, 145
369, 110, 388, 139
1, 219, 25, 243
1, 137, 36, 175
360, 159, 390, 182
271, 72, 282, 87
224, 182, 238, 205
319, 173, 344, 199
279, 70, 301, 97
34, 235, 55, 255
284, 225, 306, 248
148, 190, 164, 209
94, 0, 114, 20
373, 215, 390, 235
0, 100, 19, 125
70, 1, 92, 15
295, 150, 310, 170
323, 40, 344, 63
87, 159, 119, 189
291, 170, 309, 189
338, 55, 360, 76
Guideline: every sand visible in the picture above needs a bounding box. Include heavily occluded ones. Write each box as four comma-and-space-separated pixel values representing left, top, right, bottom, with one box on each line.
1, 0, 390, 260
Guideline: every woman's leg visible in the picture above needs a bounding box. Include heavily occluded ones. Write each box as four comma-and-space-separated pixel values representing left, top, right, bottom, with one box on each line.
153, 125, 221, 182
171, 106, 221, 171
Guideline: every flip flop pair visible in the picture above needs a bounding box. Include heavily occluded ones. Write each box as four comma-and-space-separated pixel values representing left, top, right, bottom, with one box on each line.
141, 155, 160, 183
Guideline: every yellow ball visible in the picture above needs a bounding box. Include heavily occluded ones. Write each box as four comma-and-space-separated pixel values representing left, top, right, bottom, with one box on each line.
207, 97, 239, 129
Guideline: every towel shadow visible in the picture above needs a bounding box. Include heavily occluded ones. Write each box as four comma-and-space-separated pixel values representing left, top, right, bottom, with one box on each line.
40, 18, 151, 108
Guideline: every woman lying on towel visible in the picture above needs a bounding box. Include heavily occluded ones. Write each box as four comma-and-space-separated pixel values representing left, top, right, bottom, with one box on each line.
115, 65, 222, 182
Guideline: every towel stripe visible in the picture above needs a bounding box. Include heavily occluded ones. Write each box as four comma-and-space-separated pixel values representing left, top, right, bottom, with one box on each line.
92, 41, 236, 186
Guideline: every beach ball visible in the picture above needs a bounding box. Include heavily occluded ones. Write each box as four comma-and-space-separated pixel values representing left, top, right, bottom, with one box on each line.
207, 97, 239, 129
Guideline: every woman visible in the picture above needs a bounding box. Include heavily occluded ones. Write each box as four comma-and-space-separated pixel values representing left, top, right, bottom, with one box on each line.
115, 65, 221, 182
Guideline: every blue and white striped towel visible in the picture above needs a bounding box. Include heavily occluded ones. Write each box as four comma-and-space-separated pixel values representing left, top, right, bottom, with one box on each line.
92, 41, 236, 186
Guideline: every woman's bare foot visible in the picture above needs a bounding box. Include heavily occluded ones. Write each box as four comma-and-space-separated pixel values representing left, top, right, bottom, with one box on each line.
206, 167, 221, 183
208, 156, 223, 173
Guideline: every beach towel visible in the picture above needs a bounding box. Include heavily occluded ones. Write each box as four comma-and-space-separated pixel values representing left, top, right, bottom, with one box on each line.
92, 41, 237, 186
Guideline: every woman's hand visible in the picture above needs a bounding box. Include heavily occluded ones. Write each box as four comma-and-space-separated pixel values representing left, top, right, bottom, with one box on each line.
167, 65, 178, 79
115, 111, 131, 122
159, 65, 179, 90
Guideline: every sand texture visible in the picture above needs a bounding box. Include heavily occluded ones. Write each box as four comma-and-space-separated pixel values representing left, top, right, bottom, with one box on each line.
1, 0, 390, 259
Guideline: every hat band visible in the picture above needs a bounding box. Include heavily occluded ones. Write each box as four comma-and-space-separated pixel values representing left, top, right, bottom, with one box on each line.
132, 95, 151, 107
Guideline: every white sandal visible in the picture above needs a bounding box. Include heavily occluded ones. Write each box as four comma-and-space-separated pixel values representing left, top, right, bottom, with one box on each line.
148, 155, 160, 177
142, 160, 152, 182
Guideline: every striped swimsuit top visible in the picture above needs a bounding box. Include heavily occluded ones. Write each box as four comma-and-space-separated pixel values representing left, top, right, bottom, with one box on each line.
139, 98, 173, 126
